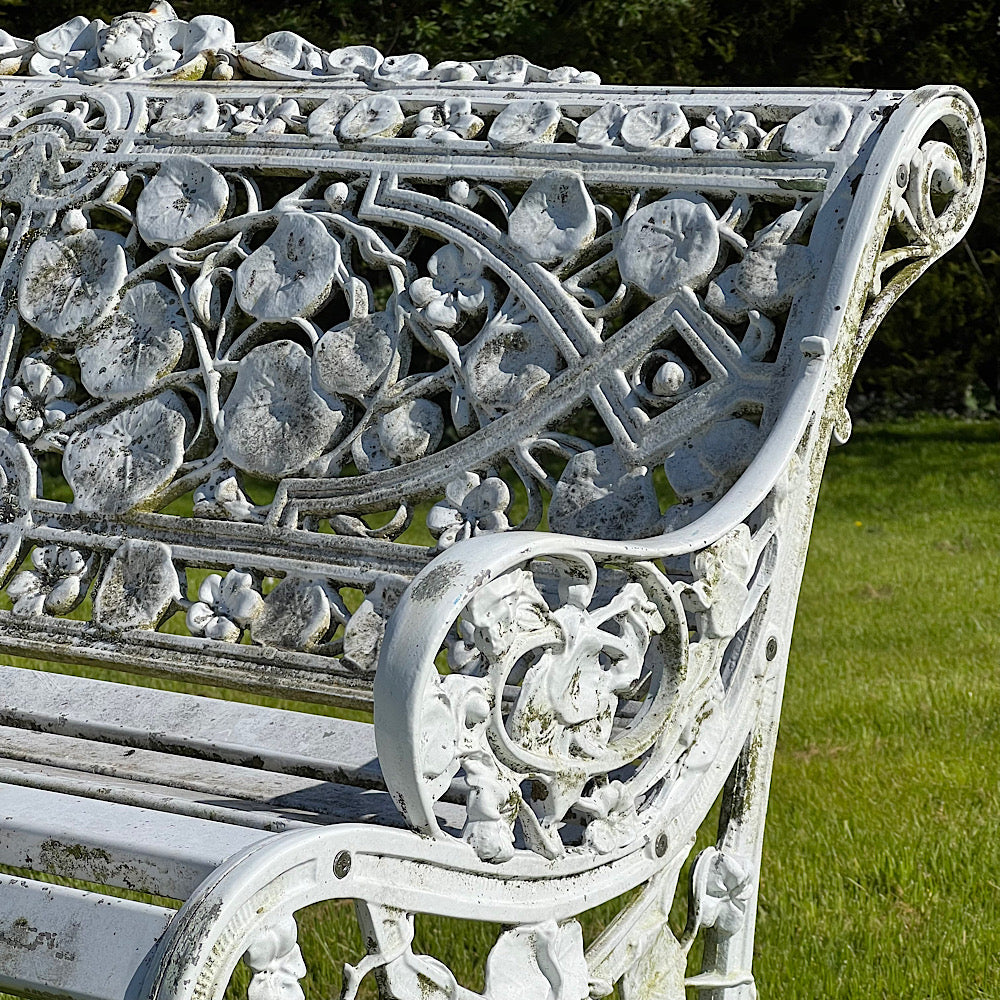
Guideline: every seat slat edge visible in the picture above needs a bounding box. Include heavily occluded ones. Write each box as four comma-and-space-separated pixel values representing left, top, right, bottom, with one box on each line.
0, 782, 275, 899
0, 664, 382, 784
0, 873, 174, 1000
0, 728, 437, 832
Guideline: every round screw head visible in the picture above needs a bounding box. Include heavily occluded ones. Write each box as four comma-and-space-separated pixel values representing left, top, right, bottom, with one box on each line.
654, 832, 668, 857
896, 163, 909, 187
334, 850, 352, 879
765, 636, 779, 661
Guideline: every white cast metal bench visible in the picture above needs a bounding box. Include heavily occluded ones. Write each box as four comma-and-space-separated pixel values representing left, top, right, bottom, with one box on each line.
0, 5, 985, 998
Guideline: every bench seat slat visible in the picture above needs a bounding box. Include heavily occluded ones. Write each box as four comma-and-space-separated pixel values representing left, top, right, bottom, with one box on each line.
0, 873, 173, 1000
0, 728, 451, 832
0, 783, 276, 899
0, 665, 382, 784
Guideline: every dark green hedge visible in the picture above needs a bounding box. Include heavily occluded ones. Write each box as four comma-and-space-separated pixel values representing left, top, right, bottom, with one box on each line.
2, 0, 996, 416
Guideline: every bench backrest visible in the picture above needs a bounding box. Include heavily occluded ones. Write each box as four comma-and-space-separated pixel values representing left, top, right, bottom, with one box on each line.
0, 6, 985, 713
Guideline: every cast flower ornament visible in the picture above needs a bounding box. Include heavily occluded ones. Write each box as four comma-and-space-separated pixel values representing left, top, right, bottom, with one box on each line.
689, 848, 754, 937
23, 3, 236, 83
186, 569, 264, 642
690, 106, 766, 151
427, 473, 511, 549
413, 98, 484, 142
409, 245, 492, 330
231, 96, 303, 135
8, 545, 89, 616
4, 358, 76, 441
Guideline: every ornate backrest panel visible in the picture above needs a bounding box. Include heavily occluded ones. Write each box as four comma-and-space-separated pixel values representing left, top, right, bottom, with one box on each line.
0, 7, 983, 708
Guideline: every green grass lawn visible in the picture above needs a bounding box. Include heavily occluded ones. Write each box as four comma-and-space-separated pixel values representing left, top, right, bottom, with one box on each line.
2, 418, 997, 999
756, 418, 1000, 999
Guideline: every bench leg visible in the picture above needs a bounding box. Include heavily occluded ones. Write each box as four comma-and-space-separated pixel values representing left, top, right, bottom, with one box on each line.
693, 679, 786, 1000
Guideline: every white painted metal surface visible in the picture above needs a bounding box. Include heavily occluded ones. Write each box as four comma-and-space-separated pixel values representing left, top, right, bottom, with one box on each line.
0, 3, 986, 999
0, 874, 175, 1000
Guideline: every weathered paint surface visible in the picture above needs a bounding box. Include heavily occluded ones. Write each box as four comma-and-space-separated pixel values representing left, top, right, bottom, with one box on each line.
0, 4, 986, 1000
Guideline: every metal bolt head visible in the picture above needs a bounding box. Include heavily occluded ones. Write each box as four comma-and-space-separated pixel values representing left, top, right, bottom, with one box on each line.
896, 163, 909, 188
334, 850, 352, 879
765, 636, 778, 661
654, 832, 668, 858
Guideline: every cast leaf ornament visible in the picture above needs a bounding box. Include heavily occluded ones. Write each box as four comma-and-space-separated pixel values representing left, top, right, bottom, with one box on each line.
18, 227, 127, 339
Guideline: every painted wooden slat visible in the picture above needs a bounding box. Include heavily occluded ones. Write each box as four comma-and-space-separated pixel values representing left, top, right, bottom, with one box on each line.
0, 783, 276, 899
0, 664, 383, 784
0, 725, 379, 825
0, 731, 457, 833
0, 873, 174, 1000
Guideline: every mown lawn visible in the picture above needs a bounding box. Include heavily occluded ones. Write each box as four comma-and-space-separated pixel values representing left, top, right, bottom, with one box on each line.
756, 418, 1000, 999
2, 418, 997, 999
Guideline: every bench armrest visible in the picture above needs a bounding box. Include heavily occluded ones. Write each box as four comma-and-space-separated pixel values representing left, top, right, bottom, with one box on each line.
375, 84, 986, 867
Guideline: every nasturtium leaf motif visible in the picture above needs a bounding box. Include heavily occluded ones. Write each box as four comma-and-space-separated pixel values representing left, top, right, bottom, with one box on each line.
0, 428, 36, 525
489, 99, 561, 149
484, 921, 589, 1000
619, 923, 688, 1000
251, 575, 332, 651
135, 155, 229, 248
549, 446, 660, 540
781, 101, 852, 157
706, 203, 815, 320
306, 95, 356, 137
325, 45, 382, 78
467, 312, 559, 415
151, 91, 219, 136
577, 102, 626, 149
63, 391, 189, 514
93, 538, 180, 631
337, 94, 404, 142
508, 170, 596, 263
18, 229, 127, 340
220, 340, 347, 479
664, 418, 759, 502
353, 398, 444, 473
486, 54, 529, 85
76, 281, 187, 399
238, 30, 325, 79
313, 312, 394, 400
620, 101, 689, 151
618, 194, 721, 298
235, 213, 341, 321
374, 52, 429, 82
